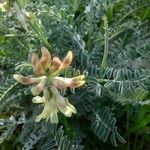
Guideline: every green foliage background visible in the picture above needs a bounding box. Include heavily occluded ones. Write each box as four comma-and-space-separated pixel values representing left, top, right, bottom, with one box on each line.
0, 0, 150, 149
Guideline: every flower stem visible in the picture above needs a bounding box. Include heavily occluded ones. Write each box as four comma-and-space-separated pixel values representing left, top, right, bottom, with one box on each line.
100, 16, 109, 75
28, 14, 52, 50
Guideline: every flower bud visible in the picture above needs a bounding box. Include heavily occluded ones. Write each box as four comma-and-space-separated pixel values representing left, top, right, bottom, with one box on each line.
40, 47, 51, 67
60, 51, 73, 69
31, 53, 38, 66
70, 75, 85, 88
52, 77, 70, 89
31, 53, 45, 75
52, 57, 62, 67
35, 60, 45, 75
13, 74, 35, 85
52, 75, 85, 89
50, 57, 62, 72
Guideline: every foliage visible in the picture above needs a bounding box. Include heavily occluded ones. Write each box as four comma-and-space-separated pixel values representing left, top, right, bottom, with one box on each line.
0, 0, 150, 149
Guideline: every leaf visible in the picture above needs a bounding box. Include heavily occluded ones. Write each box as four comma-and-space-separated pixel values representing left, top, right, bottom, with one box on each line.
87, 77, 102, 97
91, 107, 125, 146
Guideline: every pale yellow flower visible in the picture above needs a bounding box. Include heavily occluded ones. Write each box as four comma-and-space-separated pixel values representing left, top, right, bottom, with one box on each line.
51, 86, 76, 117
52, 75, 85, 89
13, 74, 44, 85
31, 80, 45, 96
13, 47, 85, 123
34, 97, 59, 124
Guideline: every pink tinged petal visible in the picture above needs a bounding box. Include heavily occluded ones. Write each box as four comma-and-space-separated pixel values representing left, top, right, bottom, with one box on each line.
50, 57, 62, 72
70, 75, 85, 88
13, 74, 35, 85
62, 51, 73, 66
52, 77, 71, 89
40, 47, 51, 67
60, 51, 73, 69
40, 57, 47, 66
35, 59, 45, 75
31, 53, 38, 69
31, 81, 45, 96
52, 75, 85, 89
52, 57, 62, 67
31, 53, 45, 75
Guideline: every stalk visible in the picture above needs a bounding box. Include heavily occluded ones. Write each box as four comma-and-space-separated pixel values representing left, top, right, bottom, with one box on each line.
15, 0, 52, 50
100, 16, 109, 74
87, 0, 94, 51
127, 106, 130, 150
28, 14, 52, 50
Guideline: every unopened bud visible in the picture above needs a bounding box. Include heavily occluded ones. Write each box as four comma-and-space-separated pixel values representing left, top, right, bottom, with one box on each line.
35, 60, 45, 75
52, 57, 62, 67
13, 74, 34, 85
52, 75, 85, 89
31, 53, 38, 65
40, 47, 51, 67
61, 51, 73, 69
31, 53, 39, 74
30, 53, 45, 75
50, 57, 62, 72
69, 75, 85, 88
70, 80, 85, 88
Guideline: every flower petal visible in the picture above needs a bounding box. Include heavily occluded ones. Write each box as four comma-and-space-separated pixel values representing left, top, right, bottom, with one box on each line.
35, 97, 58, 124
56, 96, 76, 117
31, 53, 45, 75
50, 57, 62, 72
50, 86, 76, 117
52, 57, 62, 67
32, 96, 45, 103
52, 75, 85, 89
49, 109, 59, 123
62, 51, 73, 67
59, 51, 73, 70
40, 47, 51, 68
31, 80, 45, 96
52, 77, 70, 89
31, 53, 39, 69
13, 74, 35, 85
69, 75, 85, 88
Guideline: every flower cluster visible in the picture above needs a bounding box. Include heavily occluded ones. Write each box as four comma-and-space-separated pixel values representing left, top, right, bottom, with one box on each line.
13, 47, 85, 123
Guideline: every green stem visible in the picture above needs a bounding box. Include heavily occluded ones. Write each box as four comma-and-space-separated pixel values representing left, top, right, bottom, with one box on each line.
16, 0, 24, 8
62, 116, 71, 138
87, 0, 94, 51
29, 14, 52, 50
15, 0, 52, 50
100, 17, 109, 74
127, 106, 130, 150
73, 0, 79, 13
133, 134, 137, 150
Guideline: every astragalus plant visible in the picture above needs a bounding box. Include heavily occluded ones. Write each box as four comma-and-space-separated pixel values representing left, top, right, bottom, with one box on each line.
13, 47, 85, 123
0, 0, 150, 149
